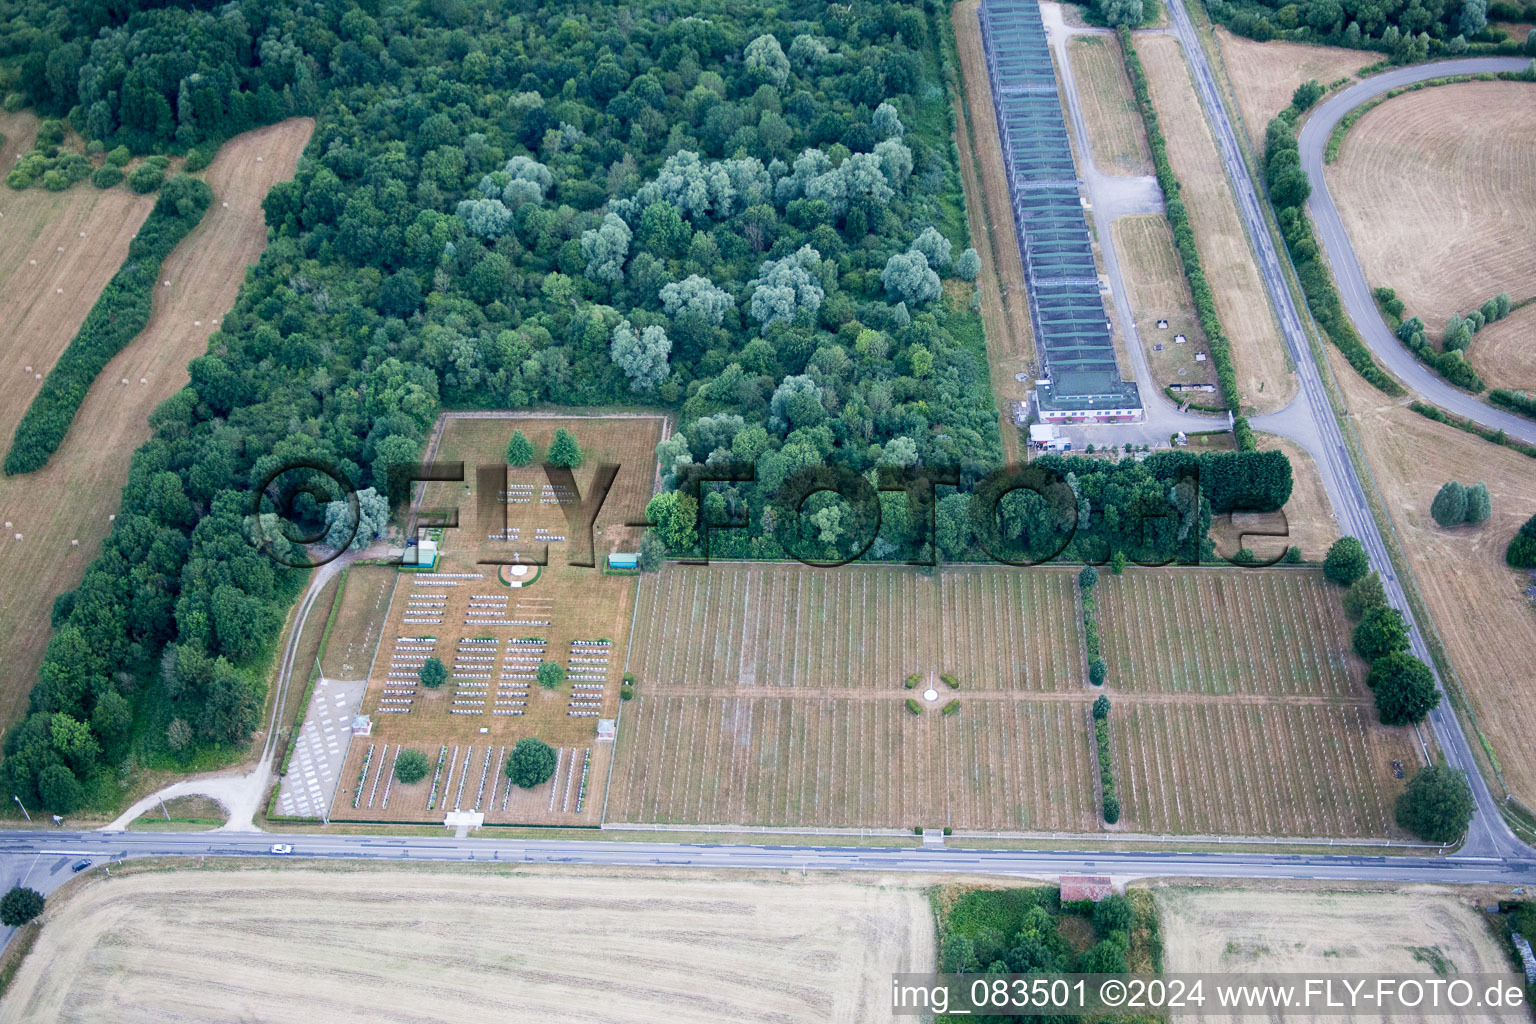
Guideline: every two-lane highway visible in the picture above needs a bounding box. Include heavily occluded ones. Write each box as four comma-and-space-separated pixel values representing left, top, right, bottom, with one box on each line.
1160, 0, 1531, 861
2, 829, 1533, 886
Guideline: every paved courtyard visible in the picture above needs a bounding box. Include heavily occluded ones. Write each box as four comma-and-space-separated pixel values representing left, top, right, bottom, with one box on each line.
274, 678, 368, 819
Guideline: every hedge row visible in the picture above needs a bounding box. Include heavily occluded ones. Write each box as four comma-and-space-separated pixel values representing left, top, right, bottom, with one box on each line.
1490, 390, 1536, 419
1262, 110, 1402, 396
1120, 28, 1250, 447
4, 174, 212, 475
1094, 701, 1120, 824
1410, 401, 1536, 459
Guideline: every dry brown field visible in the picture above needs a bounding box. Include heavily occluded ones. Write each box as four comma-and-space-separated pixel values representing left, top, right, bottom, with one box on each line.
954, 0, 1037, 460
0, 117, 312, 727
0, 863, 934, 1024
1112, 213, 1218, 395
1136, 33, 1295, 415
608, 562, 1101, 831
326, 414, 664, 826
1160, 884, 1510, 1024
1326, 81, 1536, 333
1212, 28, 1373, 154
1329, 345, 1536, 812
1468, 301, 1536, 391
1209, 433, 1339, 562
1097, 567, 1418, 837
1069, 34, 1154, 175
318, 564, 396, 679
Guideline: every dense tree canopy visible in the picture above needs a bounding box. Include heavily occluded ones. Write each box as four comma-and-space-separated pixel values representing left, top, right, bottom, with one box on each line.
1324, 536, 1370, 586
1396, 763, 1474, 843
505, 737, 557, 789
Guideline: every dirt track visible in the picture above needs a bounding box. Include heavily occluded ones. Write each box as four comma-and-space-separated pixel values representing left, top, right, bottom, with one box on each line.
0, 863, 935, 1023
0, 118, 313, 725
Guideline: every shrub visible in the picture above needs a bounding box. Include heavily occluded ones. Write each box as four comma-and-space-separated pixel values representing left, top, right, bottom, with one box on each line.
941, 699, 960, 716
1283, 545, 1302, 563
394, 748, 429, 784
91, 165, 124, 189
904, 673, 921, 689
1092, 695, 1110, 719
1089, 658, 1107, 686
183, 148, 210, 172
1110, 550, 1128, 575
127, 162, 166, 193
506, 738, 558, 788
1078, 564, 1099, 590
1463, 482, 1491, 525
1102, 793, 1121, 824
418, 657, 446, 689
905, 697, 922, 715
1323, 536, 1369, 586
105, 145, 132, 167
940, 673, 960, 690
505, 429, 534, 466
0, 886, 44, 927
546, 427, 583, 467
1395, 764, 1473, 843
620, 684, 634, 701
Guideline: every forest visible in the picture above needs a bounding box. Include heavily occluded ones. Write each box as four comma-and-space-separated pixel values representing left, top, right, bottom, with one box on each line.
0, 0, 1007, 813
1209, 0, 1536, 56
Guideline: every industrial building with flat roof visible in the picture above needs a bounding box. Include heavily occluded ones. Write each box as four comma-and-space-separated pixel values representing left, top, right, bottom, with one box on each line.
980, 0, 1143, 423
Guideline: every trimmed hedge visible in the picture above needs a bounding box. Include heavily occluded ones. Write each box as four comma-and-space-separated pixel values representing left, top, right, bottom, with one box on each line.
1121, 28, 1248, 443
5, 175, 211, 474
1491, 389, 1536, 419
1410, 400, 1536, 460
1095, 711, 1120, 824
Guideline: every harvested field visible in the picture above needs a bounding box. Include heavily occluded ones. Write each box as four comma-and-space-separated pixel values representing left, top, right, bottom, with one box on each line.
1096, 568, 1357, 696
1329, 345, 1536, 812
318, 565, 396, 679
954, 0, 1037, 459
0, 117, 312, 727
1136, 33, 1295, 415
1069, 35, 1153, 175
1469, 301, 1536, 391
1, 863, 933, 1024
1160, 884, 1509, 1023
1112, 213, 1217, 395
1209, 433, 1339, 562
1097, 567, 1417, 837
325, 413, 664, 826
608, 562, 1099, 831
1212, 28, 1373, 154
1326, 81, 1536, 333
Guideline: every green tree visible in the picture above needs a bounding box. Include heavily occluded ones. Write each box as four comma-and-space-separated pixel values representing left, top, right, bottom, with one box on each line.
419, 657, 446, 689
394, 748, 430, 784
1089, 658, 1107, 686
1324, 536, 1369, 586
1368, 651, 1441, 725
166, 717, 192, 752
505, 738, 558, 788
941, 932, 977, 973
37, 763, 82, 814
0, 886, 44, 927
1430, 481, 1467, 527
1395, 764, 1473, 843
546, 428, 583, 468
1291, 79, 1324, 110
1353, 605, 1410, 662
1078, 564, 1099, 590
1507, 513, 1536, 568
1109, 550, 1128, 575
1342, 572, 1387, 621
1092, 694, 1111, 719
1463, 482, 1491, 525
644, 490, 700, 552
537, 660, 565, 689
505, 430, 534, 467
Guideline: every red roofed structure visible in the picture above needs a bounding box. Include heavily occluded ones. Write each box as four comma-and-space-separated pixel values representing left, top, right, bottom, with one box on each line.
1059, 875, 1114, 902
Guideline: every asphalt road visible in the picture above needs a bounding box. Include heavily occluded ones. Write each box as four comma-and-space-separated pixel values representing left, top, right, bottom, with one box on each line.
3, 829, 1534, 886
1298, 57, 1536, 443
1161, 0, 1530, 863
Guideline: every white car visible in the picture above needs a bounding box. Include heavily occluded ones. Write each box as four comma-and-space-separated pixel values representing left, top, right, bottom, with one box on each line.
269, 844, 293, 855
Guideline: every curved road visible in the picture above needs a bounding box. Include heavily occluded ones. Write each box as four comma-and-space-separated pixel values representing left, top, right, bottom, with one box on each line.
1163, 0, 1531, 862
1299, 57, 1535, 441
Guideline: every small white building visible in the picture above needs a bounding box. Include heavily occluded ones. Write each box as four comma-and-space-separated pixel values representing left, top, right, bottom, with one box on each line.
1028, 424, 1072, 452
597, 719, 617, 742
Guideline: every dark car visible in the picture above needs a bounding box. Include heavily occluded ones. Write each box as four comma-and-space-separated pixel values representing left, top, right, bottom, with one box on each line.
70, 858, 91, 872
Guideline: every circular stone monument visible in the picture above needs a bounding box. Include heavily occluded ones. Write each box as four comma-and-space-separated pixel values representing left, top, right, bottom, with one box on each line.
509, 564, 529, 577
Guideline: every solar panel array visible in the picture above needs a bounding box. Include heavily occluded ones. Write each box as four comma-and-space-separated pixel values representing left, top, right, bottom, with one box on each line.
979, 0, 1140, 410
